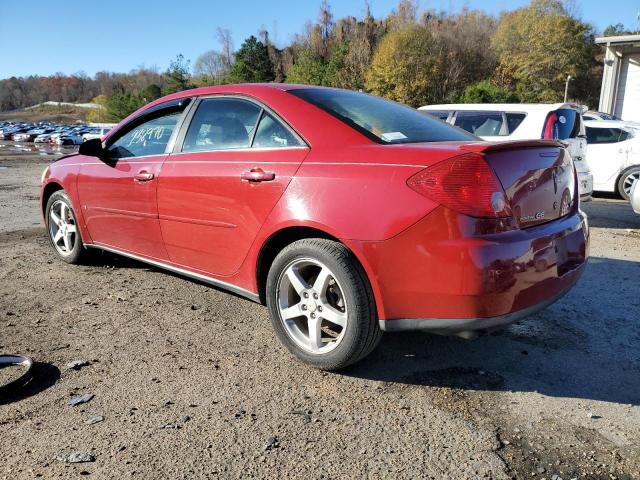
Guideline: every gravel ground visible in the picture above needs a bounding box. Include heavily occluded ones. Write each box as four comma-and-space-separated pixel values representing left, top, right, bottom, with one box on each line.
1, 146, 639, 479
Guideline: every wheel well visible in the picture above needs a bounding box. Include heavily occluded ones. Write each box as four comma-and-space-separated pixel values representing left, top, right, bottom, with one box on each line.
256, 227, 339, 304
616, 166, 640, 196
42, 182, 63, 214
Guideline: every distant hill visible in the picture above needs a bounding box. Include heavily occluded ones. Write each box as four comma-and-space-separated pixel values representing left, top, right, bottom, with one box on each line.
0, 102, 96, 123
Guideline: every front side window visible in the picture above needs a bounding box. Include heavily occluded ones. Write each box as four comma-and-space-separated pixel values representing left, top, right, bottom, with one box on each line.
182, 98, 261, 152
454, 111, 506, 136
107, 112, 180, 159
289, 88, 475, 144
586, 127, 627, 144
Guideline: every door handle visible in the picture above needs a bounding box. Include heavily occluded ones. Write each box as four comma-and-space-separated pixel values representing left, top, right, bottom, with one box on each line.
241, 168, 275, 182
134, 172, 154, 182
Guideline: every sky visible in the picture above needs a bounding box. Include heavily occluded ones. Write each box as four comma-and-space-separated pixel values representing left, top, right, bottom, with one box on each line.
1, 0, 639, 79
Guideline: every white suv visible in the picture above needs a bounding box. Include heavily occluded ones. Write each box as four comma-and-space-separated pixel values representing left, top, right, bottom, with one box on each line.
419, 103, 593, 201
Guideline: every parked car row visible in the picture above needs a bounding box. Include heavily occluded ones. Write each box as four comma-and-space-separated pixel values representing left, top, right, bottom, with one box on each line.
0, 121, 112, 146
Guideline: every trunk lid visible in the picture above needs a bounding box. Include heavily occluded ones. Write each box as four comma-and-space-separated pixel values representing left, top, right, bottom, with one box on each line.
463, 140, 576, 228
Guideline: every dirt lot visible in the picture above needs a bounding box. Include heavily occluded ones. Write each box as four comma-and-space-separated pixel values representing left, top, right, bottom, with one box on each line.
1, 146, 639, 479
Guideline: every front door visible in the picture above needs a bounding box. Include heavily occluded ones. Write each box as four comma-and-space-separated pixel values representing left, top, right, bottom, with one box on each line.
157, 96, 309, 276
77, 108, 185, 260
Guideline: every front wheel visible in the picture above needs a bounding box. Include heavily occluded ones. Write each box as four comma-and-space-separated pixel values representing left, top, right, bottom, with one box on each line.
266, 239, 381, 370
45, 190, 88, 264
617, 166, 640, 200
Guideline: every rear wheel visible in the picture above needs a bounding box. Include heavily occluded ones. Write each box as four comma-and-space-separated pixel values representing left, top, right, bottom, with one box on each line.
266, 239, 381, 370
617, 166, 640, 200
45, 190, 87, 264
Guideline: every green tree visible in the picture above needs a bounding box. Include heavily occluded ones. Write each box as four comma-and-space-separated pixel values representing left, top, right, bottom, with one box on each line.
104, 86, 145, 122
86, 95, 111, 123
140, 84, 161, 103
491, 0, 598, 103
460, 80, 519, 103
603, 23, 640, 36
286, 42, 349, 86
365, 25, 438, 107
286, 49, 326, 85
228, 36, 275, 83
163, 54, 192, 94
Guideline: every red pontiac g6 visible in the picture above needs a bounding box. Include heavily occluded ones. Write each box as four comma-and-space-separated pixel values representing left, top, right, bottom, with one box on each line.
41, 84, 589, 370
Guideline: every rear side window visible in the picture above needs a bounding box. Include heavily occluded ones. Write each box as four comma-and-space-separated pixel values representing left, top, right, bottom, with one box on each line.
289, 88, 475, 144
544, 108, 581, 140
253, 111, 302, 148
586, 127, 631, 144
182, 98, 261, 152
454, 111, 506, 136
506, 113, 526, 134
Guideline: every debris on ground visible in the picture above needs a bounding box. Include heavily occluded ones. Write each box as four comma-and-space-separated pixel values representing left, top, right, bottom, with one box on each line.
68, 393, 94, 406
57, 452, 96, 463
264, 436, 280, 451
66, 359, 91, 370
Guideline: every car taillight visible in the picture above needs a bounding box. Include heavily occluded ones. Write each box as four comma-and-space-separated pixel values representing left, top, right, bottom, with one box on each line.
407, 153, 512, 218
543, 112, 558, 139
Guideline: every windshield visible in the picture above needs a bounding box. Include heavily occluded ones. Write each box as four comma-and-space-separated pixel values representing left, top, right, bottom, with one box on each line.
288, 88, 476, 144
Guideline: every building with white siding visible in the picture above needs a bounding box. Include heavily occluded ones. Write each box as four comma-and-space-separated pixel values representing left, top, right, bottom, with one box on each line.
597, 35, 640, 121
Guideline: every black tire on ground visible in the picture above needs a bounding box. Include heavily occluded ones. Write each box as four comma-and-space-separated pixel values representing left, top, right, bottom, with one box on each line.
616, 166, 640, 200
266, 238, 382, 370
45, 190, 88, 264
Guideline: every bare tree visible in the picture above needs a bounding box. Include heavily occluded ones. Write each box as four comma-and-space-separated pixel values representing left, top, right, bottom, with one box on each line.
216, 28, 234, 68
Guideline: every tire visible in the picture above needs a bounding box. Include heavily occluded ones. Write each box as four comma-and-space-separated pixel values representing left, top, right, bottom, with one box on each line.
616, 166, 640, 200
45, 190, 88, 264
266, 238, 382, 370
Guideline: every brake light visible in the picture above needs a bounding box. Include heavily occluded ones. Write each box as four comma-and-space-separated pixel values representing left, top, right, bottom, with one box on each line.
543, 112, 558, 139
407, 153, 512, 218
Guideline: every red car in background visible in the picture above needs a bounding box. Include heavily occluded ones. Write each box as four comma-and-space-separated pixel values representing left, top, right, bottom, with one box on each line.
40, 84, 589, 369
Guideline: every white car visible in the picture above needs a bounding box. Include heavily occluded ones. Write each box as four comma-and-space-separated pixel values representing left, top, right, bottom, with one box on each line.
82, 127, 111, 142
419, 103, 594, 201
584, 120, 640, 200
54, 133, 84, 146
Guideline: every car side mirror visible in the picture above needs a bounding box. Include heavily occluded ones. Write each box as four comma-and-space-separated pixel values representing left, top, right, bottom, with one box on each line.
78, 138, 106, 159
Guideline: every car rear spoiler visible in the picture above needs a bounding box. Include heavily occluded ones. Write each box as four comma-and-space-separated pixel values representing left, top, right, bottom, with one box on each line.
460, 139, 567, 153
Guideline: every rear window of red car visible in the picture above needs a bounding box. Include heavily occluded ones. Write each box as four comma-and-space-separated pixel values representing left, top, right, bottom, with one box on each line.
288, 88, 476, 144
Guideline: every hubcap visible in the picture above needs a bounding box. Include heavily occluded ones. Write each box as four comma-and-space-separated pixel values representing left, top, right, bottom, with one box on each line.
623, 171, 640, 197
276, 258, 347, 354
48, 200, 77, 256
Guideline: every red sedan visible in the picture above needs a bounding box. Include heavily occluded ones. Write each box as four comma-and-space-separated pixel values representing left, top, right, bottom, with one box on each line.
40, 84, 589, 369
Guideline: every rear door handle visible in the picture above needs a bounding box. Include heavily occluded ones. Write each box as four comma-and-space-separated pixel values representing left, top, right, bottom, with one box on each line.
134, 172, 154, 182
241, 168, 275, 182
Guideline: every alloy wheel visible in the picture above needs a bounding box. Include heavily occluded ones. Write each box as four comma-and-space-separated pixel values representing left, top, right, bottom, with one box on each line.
623, 171, 640, 197
276, 258, 348, 354
48, 200, 77, 256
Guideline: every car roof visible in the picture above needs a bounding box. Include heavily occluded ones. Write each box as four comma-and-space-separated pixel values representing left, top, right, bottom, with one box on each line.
584, 119, 640, 130
418, 103, 582, 113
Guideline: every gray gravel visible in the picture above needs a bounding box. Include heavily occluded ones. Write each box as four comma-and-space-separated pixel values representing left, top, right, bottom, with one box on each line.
0, 148, 639, 479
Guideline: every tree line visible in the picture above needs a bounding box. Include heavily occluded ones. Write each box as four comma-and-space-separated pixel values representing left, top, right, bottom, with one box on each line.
1, 0, 635, 122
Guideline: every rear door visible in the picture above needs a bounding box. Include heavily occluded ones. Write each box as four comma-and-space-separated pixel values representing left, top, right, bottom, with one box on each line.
157, 96, 309, 276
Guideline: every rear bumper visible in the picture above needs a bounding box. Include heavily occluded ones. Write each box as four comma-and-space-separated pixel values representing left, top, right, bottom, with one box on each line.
578, 171, 593, 200
359, 206, 589, 329
379, 281, 574, 334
